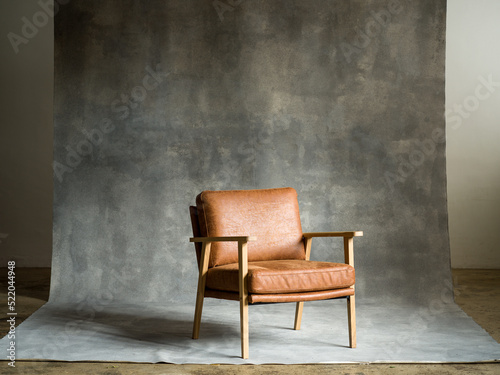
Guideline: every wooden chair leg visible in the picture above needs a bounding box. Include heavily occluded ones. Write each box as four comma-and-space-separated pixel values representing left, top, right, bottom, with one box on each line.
192, 287, 204, 339
347, 294, 356, 348
294, 236, 311, 331
238, 240, 249, 359
240, 296, 249, 359
344, 236, 356, 348
192, 242, 211, 339
294, 301, 304, 330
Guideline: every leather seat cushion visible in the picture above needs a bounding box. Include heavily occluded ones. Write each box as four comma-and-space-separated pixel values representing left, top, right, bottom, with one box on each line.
206, 260, 355, 294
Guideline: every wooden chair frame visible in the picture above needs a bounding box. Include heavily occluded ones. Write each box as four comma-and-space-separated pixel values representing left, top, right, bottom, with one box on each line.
191, 231, 362, 359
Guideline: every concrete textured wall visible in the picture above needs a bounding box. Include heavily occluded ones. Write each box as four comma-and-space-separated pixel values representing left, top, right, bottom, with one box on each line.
51, 0, 448, 304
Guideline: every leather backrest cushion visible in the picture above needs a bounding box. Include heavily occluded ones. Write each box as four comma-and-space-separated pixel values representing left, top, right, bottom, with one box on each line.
196, 188, 306, 267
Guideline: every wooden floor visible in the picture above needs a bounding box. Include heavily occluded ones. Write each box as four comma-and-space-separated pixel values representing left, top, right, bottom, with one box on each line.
0, 268, 499, 374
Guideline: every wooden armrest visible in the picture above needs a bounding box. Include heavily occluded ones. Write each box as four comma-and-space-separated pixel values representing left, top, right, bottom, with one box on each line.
303, 231, 363, 238
302, 231, 362, 264
190, 236, 257, 243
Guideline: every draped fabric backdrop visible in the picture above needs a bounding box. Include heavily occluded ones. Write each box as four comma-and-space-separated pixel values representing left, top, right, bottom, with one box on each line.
51, 0, 450, 307
5, 0, 500, 364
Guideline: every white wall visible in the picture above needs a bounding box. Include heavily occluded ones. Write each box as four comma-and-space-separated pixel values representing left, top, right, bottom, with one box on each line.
0, 1, 54, 267
446, 0, 500, 268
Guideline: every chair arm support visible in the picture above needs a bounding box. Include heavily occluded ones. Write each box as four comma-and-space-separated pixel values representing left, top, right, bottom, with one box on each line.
190, 236, 251, 334
302, 232, 362, 266
302, 231, 363, 238
190, 236, 255, 269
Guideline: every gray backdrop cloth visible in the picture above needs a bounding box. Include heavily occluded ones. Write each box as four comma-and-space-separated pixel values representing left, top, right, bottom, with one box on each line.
3, 0, 499, 363
5, 300, 500, 363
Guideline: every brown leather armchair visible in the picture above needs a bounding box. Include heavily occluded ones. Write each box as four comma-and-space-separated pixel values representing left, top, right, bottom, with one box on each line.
189, 187, 362, 359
